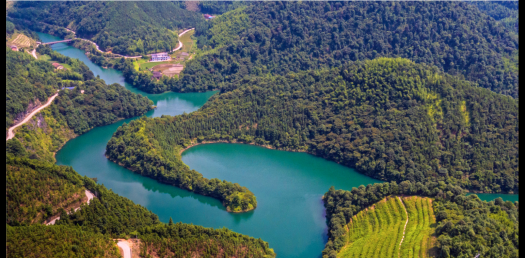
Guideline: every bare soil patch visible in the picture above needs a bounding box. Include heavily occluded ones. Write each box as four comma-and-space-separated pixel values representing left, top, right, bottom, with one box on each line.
151, 63, 184, 77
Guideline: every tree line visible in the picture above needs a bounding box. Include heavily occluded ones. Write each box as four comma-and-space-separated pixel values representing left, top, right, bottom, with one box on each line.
107, 58, 519, 202
107, 118, 257, 213
178, 1, 518, 97
323, 181, 519, 258
137, 220, 275, 258
5, 154, 275, 256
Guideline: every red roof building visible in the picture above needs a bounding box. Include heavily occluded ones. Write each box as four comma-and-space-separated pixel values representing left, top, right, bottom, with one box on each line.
52, 63, 64, 70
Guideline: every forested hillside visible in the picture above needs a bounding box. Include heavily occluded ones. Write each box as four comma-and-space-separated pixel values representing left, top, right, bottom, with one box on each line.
107, 59, 519, 197
138, 222, 275, 257
5, 154, 275, 256
6, 46, 91, 129
8, 1, 206, 55
470, 1, 519, 35
323, 182, 519, 258
177, 1, 518, 97
6, 224, 120, 258
7, 46, 153, 161
6, 155, 86, 225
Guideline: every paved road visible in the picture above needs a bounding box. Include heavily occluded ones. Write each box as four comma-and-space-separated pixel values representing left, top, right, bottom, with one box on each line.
118, 241, 131, 258
172, 28, 194, 52
6, 93, 59, 141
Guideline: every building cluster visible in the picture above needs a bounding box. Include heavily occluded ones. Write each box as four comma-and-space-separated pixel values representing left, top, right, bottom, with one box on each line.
150, 53, 170, 62
52, 63, 64, 70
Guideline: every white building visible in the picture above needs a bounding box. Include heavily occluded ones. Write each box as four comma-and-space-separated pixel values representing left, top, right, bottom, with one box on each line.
150, 53, 170, 62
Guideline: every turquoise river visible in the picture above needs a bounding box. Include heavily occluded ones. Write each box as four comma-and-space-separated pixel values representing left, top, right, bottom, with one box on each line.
38, 33, 518, 257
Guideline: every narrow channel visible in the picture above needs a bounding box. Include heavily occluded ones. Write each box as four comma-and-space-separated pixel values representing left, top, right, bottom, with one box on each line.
40, 32, 518, 258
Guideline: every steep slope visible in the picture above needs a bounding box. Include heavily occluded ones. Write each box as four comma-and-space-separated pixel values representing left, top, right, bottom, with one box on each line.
6, 46, 153, 161
323, 182, 519, 258
178, 1, 518, 97
6, 155, 86, 225
337, 196, 435, 258
8, 1, 206, 55
6, 224, 121, 258
107, 58, 518, 205
470, 1, 519, 35
5, 154, 276, 257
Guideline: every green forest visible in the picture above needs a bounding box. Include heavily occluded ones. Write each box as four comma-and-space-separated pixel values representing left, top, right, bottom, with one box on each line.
137, 222, 275, 258
6, 155, 86, 225
5, 30, 274, 258
178, 1, 518, 97
5, 155, 274, 256
7, 46, 153, 161
323, 181, 519, 258
6, 224, 120, 258
8, 1, 206, 55
107, 58, 519, 200
5, 1, 520, 257
471, 1, 519, 35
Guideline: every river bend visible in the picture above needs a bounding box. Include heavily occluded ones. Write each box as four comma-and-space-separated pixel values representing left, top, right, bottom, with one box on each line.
38, 32, 518, 258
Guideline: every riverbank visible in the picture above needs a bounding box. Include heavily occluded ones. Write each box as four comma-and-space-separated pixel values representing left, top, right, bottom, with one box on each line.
179, 139, 308, 156
104, 153, 256, 214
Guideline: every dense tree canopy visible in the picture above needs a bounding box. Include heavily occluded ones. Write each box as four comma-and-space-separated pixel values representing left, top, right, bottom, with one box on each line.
138, 222, 275, 258
5, 155, 275, 256
323, 182, 519, 258
7, 46, 153, 161
470, 1, 519, 35
178, 1, 518, 97
107, 59, 519, 200
6, 154, 85, 225
6, 224, 120, 258
8, 1, 206, 55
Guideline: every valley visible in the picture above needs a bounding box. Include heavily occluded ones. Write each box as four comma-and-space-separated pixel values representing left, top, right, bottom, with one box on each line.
5, 2, 520, 258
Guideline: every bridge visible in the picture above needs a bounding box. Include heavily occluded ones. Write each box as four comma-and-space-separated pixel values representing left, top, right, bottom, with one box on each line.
42, 39, 75, 45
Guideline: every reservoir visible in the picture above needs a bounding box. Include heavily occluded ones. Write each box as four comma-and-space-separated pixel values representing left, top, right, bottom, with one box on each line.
39, 32, 518, 257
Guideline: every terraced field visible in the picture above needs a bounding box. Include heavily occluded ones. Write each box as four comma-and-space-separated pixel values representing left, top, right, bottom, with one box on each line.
338, 196, 436, 258
9, 33, 35, 49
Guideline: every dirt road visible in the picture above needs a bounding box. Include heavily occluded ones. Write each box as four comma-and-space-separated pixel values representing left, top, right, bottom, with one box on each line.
31, 45, 38, 59
6, 93, 59, 141
118, 241, 131, 258
45, 189, 96, 225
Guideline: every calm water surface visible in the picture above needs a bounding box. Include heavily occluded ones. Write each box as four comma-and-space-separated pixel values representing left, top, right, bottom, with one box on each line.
40, 32, 518, 257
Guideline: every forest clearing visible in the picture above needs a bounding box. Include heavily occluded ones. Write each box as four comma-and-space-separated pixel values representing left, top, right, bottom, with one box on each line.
151, 63, 184, 77
338, 196, 436, 258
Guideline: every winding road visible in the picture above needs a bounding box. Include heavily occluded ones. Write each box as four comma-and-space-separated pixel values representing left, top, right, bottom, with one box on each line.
117, 241, 131, 258
6, 93, 59, 141
172, 28, 194, 52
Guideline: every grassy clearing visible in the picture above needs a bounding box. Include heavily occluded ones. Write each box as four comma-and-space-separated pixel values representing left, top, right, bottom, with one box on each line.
133, 58, 149, 71
35, 54, 72, 70
140, 60, 178, 70
179, 29, 195, 54
460, 100, 470, 126
338, 196, 436, 258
